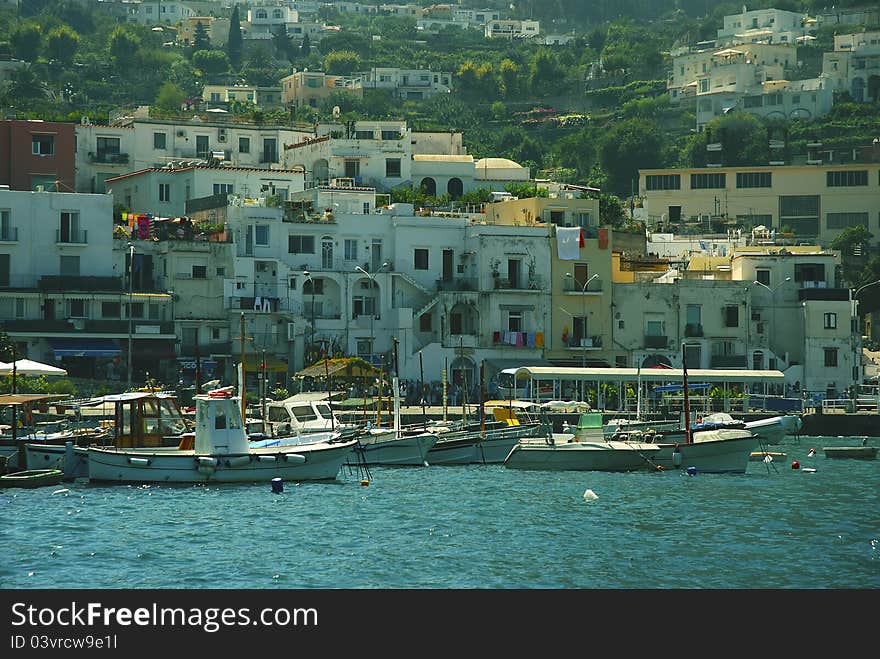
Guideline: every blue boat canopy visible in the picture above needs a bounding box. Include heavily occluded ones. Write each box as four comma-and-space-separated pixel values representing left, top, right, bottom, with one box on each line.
651, 383, 710, 392
50, 338, 121, 359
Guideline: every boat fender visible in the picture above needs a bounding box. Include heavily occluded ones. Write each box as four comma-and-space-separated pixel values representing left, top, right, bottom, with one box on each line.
197, 456, 218, 473
257, 455, 277, 463
791, 460, 800, 470
271, 478, 283, 493
128, 457, 151, 466
672, 446, 682, 467
283, 453, 306, 465
226, 455, 250, 467
802, 467, 817, 473
686, 466, 697, 476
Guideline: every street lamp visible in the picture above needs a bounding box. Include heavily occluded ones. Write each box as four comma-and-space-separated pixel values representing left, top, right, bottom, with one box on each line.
303, 270, 315, 365
355, 262, 389, 365
564, 272, 599, 402
753, 276, 791, 364
127, 241, 135, 390
854, 279, 880, 301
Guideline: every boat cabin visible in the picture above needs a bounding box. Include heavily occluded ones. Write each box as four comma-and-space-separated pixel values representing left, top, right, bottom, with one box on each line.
265, 392, 344, 435
103, 392, 188, 448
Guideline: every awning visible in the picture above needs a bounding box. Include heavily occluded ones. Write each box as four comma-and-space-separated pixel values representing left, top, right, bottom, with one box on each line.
487, 358, 553, 373
243, 355, 288, 373
50, 338, 121, 359
295, 357, 379, 379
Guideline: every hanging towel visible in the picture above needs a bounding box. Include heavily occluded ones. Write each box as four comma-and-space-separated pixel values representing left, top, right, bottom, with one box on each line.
526, 332, 536, 348
535, 332, 544, 348
516, 332, 524, 347
556, 226, 581, 260
579, 227, 585, 247
493, 331, 501, 344
136, 216, 151, 240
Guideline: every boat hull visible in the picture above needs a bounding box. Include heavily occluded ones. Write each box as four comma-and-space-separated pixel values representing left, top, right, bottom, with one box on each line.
651, 432, 759, 474
745, 416, 790, 445
0, 469, 64, 489
346, 432, 437, 466
25, 443, 89, 478
428, 424, 537, 464
504, 439, 663, 472
87, 441, 357, 484
822, 446, 876, 459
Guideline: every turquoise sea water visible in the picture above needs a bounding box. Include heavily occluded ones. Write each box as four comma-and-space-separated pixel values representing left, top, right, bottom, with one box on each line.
1, 436, 877, 590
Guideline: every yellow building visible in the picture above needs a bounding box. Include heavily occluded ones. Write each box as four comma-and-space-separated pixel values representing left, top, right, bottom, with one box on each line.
280, 71, 364, 108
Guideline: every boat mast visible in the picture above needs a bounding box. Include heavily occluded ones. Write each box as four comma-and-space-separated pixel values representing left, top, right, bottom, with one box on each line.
681, 342, 691, 445
418, 350, 427, 430
239, 312, 247, 423
392, 338, 400, 436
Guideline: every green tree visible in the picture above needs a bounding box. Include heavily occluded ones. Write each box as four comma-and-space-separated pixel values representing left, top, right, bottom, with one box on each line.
168, 58, 202, 98
154, 82, 185, 113
227, 5, 243, 69
192, 21, 211, 54
192, 50, 230, 78
529, 48, 562, 95
584, 191, 627, 227
687, 112, 772, 167
10, 24, 42, 62
108, 27, 141, 68
324, 50, 361, 75
598, 117, 666, 196
456, 60, 479, 97
831, 225, 874, 287
499, 58, 519, 98
301, 32, 311, 57
45, 26, 80, 66
272, 25, 294, 61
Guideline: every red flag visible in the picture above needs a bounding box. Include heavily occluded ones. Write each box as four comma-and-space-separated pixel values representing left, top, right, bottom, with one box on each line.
578, 227, 585, 247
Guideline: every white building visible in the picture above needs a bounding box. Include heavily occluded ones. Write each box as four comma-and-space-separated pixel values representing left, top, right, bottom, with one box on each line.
356, 67, 453, 99
716, 7, 813, 46
485, 19, 539, 40
822, 31, 880, 102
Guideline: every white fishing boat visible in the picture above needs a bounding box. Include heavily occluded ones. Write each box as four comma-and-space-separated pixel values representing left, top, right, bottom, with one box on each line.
427, 406, 539, 465
87, 390, 357, 484
701, 412, 796, 445
265, 392, 355, 436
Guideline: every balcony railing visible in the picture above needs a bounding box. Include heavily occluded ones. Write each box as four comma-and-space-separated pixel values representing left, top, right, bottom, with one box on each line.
684, 323, 704, 337
644, 335, 668, 349
0, 226, 18, 242
88, 152, 129, 165
562, 277, 603, 293
566, 335, 603, 349
56, 229, 87, 244
710, 355, 747, 368
437, 277, 478, 292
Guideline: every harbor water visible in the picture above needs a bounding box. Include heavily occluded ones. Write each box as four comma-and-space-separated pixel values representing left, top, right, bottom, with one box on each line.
1, 436, 877, 589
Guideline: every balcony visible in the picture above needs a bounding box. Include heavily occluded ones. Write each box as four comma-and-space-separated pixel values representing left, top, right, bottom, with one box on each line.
710, 355, 747, 368
444, 334, 479, 349
0, 226, 18, 242
566, 336, 603, 350
88, 152, 129, 165
562, 277, 603, 293
644, 335, 668, 349
55, 229, 88, 245
226, 296, 282, 312
684, 323, 704, 338
437, 277, 478, 292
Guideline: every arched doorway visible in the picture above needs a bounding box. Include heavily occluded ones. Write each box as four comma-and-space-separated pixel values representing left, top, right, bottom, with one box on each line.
447, 177, 463, 199
449, 356, 476, 402
420, 177, 436, 196
321, 236, 333, 269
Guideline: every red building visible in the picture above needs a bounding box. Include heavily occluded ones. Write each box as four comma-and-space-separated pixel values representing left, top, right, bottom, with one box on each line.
0, 119, 75, 192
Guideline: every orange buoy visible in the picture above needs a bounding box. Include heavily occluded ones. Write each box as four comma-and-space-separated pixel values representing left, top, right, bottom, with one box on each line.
791, 460, 800, 470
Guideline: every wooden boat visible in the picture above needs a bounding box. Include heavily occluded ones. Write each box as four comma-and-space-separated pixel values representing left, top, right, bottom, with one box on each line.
87, 390, 357, 484
822, 445, 877, 459
0, 468, 64, 489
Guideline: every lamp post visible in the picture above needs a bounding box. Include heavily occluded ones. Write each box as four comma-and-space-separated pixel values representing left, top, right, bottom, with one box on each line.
303, 270, 315, 365
127, 241, 134, 390
355, 262, 388, 365
753, 276, 791, 362
564, 272, 599, 401
854, 279, 880, 301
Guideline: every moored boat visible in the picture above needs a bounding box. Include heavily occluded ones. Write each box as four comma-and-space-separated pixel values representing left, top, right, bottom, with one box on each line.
822, 444, 877, 459
0, 468, 64, 489
87, 390, 357, 484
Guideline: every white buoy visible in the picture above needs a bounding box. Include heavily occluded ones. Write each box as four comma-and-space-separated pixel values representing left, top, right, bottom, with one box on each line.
802, 467, 817, 473
583, 488, 599, 501
52, 488, 69, 495
763, 454, 773, 463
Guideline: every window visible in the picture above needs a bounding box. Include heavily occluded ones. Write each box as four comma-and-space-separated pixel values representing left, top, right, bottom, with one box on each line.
195, 135, 209, 158
344, 239, 358, 260
420, 313, 432, 331
824, 348, 838, 367
192, 265, 207, 279
239, 137, 250, 153
691, 173, 726, 189
344, 159, 360, 178
363, 202, 370, 215
414, 248, 429, 270
736, 172, 772, 188
381, 130, 399, 140
60, 255, 79, 276
31, 134, 54, 156
354, 130, 374, 139
154, 133, 166, 150
303, 278, 323, 295
102, 301, 120, 318
724, 305, 739, 327
827, 212, 868, 230
507, 310, 522, 332
213, 183, 234, 195
686, 304, 701, 325
827, 170, 868, 187
645, 319, 664, 336
824, 312, 837, 329
262, 138, 277, 163
67, 299, 85, 318
385, 158, 401, 177
779, 195, 820, 236
216, 267, 225, 277
794, 263, 825, 282
288, 235, 315, 254
743, 95, 762, 108
255, 225, 269, 246
352, 296, 375, 318
645, 174, 680, 191
755, 269, 770, 286
159, 183, 170, 202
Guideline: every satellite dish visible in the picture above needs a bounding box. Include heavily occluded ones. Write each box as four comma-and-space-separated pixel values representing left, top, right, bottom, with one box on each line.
332, 106, 341, 119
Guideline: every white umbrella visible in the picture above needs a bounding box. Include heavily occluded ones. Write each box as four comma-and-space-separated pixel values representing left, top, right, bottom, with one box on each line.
0, 359, 68, 377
